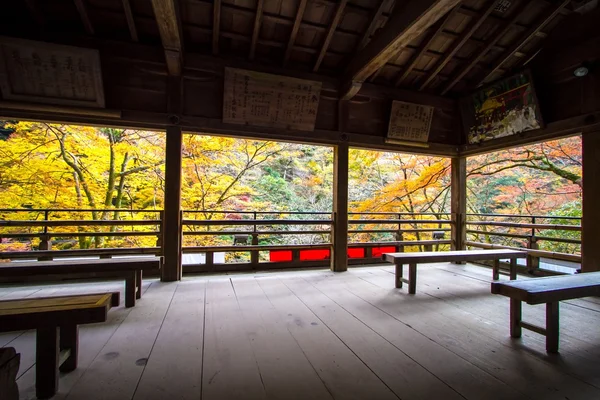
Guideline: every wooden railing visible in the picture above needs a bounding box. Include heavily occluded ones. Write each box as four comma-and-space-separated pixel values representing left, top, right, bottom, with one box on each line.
0, 209, 452, 271
466, 213, 581, 272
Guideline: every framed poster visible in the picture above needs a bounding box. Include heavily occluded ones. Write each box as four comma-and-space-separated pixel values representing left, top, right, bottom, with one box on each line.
461, 70, 543, 144
0, 37, 105, 108
223, 68, 321, 132
387, 100, 434, 143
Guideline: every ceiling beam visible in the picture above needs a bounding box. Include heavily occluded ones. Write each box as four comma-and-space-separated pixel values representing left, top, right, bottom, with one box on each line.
249, 0, 264, 60
394, 7, 457, 87
212, 0, 221, 55
474, 0, 570, 87
314, 0, 348, 72
439, 0, 532, 95
343, 0, 462, 97
283, 0, 308, 66
419, 0, 502, 91
151, 0, 183, 76
74, 0, 94, 35
355, 0, 394, 51
122, 0, 138, 42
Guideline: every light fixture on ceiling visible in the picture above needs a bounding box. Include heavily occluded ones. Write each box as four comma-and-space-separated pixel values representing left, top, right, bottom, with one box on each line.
574, 65, 589, 77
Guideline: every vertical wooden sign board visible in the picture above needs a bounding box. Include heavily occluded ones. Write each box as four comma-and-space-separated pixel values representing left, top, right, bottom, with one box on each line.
387, 100, 434, 145
223, 68, 321, 132
0, 37, 105, 108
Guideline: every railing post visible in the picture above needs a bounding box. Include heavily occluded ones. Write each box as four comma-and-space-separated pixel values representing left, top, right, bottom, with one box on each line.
38, 210, 52, 261
451, 157, 466, 252
395, 214, 404, 253
251, 212, 259, 268
157, 211, 164, 250
527, 216, 539, 273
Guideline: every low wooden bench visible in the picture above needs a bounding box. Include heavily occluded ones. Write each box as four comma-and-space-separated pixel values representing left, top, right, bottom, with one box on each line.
0, 257, 162, 307
0, 292, 119, 399
491, 272, 600, 353
383, 249, 527, 294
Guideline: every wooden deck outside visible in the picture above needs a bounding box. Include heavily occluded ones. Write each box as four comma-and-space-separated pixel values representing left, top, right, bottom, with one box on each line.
1, 263, 600, 400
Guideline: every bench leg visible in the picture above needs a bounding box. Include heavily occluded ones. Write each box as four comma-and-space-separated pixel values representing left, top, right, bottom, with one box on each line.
510, 258, 517, 280
546, 302, 560, 353
36, 326, 59, 399
408, 263, 417, 294
510, 298, 522, 338
395, 263, 403, 289
125, 271, 137, 308
493, 260, 500, 280
136, 269, 143, 300
59, 325, 79, 372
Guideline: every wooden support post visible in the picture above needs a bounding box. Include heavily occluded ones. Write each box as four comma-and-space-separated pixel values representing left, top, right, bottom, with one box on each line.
408, 263, 417, 294
59, 325, 78, 372
493, 259, 500, 280
546, 301, 560, 353
451, 156, 466, 254
331, 142, 349, 272
36, 326, 59, 399
582, 130, 600, 272
162, 76, 183, 281
395, 263, 403, 288
510, 298, 522, 338
125, 270, 137, 307
135, 269, 143, 299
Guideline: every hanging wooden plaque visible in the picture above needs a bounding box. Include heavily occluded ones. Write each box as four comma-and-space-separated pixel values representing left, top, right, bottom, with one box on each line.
387, 100, 434, 143
223, 68, 321, 132
0, 37, 105, 108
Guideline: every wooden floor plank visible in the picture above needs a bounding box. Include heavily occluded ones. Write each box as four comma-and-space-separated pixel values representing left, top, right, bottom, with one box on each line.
257, 276, 399, 400
202, 278, 266, 400
133, 279, 206, 400
64, 281, 177, 400
230, 277, 334, 400
279, 275, 465, 400
326, 270, 600, 399
360, 266, 600, 388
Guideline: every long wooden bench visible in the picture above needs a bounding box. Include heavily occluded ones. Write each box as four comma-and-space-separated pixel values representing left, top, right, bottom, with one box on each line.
0, 257, 162, 307
0, 292, 119, 399
491, 272, 600, 353
383, 249, 528, 294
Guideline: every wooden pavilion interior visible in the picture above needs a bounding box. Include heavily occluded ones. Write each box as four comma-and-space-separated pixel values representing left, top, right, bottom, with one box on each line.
1, 0, 600, 399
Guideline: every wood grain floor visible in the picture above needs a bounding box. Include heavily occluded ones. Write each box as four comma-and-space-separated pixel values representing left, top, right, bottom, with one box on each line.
2, 263, 600, 400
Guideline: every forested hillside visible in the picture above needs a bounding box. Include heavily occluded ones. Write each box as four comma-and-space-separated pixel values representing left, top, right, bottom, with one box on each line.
0, 121, 581, 253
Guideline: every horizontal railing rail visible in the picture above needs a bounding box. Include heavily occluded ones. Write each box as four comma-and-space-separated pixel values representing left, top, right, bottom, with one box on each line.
0, 209, 580, 274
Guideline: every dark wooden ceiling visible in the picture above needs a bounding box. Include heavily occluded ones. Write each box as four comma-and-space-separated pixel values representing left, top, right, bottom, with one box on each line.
1, 0, 580, 97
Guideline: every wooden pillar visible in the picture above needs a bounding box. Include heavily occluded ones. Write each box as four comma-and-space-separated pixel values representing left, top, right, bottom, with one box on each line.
331, 142, 349, 272
451, 156, 467, 251
162, 76, 183, 281
582, 130, 600, 272
162, 125, 183, 281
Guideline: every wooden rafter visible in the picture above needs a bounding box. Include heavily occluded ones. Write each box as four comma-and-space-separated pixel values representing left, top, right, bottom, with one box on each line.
475, 0, 570, 87
74, 0, 94, 35
419, 0, 502, 91
283, 0, 308, 66
394, 7, 458, 87
213, 0, 221, 55
314, 0, 348, 72
122, 0, 138, 42
440, 0, 532, 95
344, 0, 462, 96
355, 0, 394, 51
151, 0, 183, 76
249, 0, 264, 60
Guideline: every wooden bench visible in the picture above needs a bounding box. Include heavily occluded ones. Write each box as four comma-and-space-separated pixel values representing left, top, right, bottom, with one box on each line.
491, 272, 600, 353
0, 292, 119, 399
0, 257, 162, 307
383, 249, 528, 294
